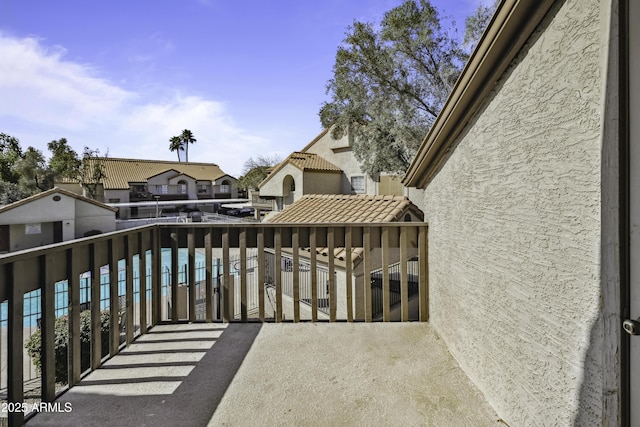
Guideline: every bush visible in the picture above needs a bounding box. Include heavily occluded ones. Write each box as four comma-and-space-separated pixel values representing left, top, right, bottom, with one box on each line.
25, 309, 110, 384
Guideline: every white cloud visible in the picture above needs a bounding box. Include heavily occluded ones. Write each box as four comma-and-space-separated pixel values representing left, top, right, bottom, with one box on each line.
0, 33, 271, 177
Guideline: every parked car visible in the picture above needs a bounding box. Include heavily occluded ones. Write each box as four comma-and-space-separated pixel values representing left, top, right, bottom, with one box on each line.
238, 207, 255, 217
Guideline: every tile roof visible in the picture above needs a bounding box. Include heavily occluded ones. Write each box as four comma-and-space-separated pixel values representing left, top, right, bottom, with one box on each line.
259, 152, 341, 188
265, 194, 424, 223
286, 152, 342, 172
77, 158, 229, 190
270, 194, 423, 266
0, 187, 117, 214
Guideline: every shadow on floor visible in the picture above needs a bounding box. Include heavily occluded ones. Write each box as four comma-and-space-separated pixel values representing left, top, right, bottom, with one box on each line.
27, 323, 262, 427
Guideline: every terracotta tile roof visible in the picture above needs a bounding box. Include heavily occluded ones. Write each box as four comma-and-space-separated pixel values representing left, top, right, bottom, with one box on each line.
286, 152, 341, 172
0, 187, 117, 214
265, 194, 423, 223
75, 158, 230, 190
259, 152, 341, 188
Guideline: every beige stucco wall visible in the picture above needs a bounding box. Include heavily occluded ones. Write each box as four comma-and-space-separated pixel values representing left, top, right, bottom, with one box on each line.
9, 222, 56, 252
0, 192, 115, 250
305, 132, 377, 195
413, 0, 608, 424
301, 171, 341, 195
74, 199, 116, 237
259, 163, 303, 198
0, 193, 75, 225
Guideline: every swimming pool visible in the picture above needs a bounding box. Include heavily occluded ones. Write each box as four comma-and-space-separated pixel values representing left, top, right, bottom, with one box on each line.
1, 248, 215, 327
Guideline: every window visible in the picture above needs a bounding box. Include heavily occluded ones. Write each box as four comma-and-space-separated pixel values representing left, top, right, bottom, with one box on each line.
108, 198, 120, 203
177, 180, 187, 194
351, 176, 365, 193
156, 185, 168, 194
220, 180, 231, 193
198, 184, 209, 194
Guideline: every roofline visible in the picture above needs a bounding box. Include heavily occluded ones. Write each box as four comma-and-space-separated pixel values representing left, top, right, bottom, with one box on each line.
300, 128, 330, 153
258, 152, 341, 189
98, 157, 221, 167
403, 0, 556, 188
0, 187, 118, 214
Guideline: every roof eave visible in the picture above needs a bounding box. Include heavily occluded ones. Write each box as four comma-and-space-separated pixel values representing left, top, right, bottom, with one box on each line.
403, 0, 557, 188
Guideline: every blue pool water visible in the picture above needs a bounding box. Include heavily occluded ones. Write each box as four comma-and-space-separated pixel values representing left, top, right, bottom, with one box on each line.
1, 248, 216, 327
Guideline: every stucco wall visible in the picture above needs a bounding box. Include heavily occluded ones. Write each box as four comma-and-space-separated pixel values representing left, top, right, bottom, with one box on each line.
302, 171, 341, 195
416, 0, 606, 424
259, 163, 303, 198
74, 199, 116, 237
305, 132, 377, 195
9, 222, 55, 252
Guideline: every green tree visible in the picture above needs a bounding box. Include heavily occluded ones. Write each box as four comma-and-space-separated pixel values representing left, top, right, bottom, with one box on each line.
238, 155, 282, 190
78, 147, 108, 200
320, 0, 494, 177
0, 181, 30, 205
47, 138, 81, 180
179, 129, 197, 162
16, 147, 53, 193
0, 133, 23, 183
169, 136, 184, 162
463, 1, 497, 54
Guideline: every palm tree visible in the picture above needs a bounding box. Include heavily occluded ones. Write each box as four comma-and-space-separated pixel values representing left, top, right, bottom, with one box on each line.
169, 136, 184, 162
180, 129, 197, 162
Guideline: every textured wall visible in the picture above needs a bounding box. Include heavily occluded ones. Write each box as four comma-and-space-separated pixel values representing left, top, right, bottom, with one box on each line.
419, 0, 606, 424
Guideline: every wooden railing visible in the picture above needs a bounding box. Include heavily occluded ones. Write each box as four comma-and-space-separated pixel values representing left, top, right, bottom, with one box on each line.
0, 222, 427, 426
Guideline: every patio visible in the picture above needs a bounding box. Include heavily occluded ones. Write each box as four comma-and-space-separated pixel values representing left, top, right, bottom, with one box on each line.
26, 322, 498, 426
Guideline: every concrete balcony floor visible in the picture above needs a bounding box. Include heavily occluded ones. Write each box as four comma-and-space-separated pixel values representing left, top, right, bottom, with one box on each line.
27, 322, 498, 426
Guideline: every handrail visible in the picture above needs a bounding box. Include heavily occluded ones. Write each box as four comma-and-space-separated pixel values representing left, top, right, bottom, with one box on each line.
0, 222, 428, 426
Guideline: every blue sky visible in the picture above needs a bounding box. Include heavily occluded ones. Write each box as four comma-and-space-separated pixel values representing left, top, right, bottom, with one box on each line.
0, 0, 487, 177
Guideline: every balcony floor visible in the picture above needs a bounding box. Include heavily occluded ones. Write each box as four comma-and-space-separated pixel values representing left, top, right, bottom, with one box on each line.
26, 322, 498, 426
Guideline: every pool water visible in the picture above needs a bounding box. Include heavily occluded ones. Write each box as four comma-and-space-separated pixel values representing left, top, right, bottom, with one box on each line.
1, 248, 217, 327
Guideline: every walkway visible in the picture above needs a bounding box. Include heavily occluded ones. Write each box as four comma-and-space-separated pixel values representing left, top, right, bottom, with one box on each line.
26, 323, 498, 426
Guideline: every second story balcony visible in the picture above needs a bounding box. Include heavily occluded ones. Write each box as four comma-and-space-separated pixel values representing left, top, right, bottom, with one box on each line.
0, 222, 498, 425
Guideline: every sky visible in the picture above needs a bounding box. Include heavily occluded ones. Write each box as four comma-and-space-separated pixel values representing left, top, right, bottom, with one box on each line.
0, 0, 488, 177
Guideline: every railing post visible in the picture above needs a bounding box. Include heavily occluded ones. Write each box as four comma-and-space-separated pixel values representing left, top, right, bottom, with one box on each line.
328, 227, 336, 322
292, 227, 300, 322
222, 228, 231, 322
257, 227, 265, 322
310, 227, 318, 322
68, 247, 81, 386
240, 229, 248, 322
418, 224, 429, 322
188, 228, 196, 322
109, 239, 120, 356
345, 226, 353, 322
125, 235, 134, 345
205, 227, 213, 322
170, 229, 179, 322
275, 227, 283, 322
7, 262, 24, 427
90, 243, 103, 370
41, 254, 56, 401
400, 226, 409, 322
382, 226, 390, 322
138, 231, 148, 334
152, 227, 161, 325
364, 226, 372, 322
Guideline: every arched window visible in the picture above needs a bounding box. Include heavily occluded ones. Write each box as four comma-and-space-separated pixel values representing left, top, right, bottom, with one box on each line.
221, 180, 231, 193
177, 180, 187, 194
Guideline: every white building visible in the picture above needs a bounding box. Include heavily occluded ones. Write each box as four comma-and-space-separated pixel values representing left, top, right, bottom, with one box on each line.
0, 188, 117, 253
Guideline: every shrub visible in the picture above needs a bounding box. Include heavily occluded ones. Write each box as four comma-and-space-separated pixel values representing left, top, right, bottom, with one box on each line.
25, 309, 110, 384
